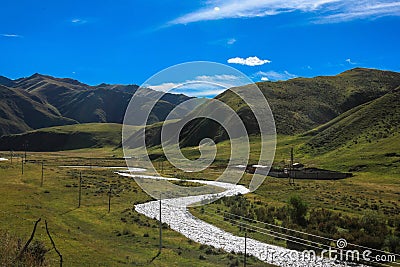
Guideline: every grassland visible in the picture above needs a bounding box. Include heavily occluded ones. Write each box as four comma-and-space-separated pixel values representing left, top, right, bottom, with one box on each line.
0, 114, 399, 266
0, 149, 269, 266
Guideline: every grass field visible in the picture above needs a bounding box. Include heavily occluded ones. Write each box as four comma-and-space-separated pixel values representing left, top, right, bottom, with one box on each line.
0, 149, 270, 266
0, 129, 399, 266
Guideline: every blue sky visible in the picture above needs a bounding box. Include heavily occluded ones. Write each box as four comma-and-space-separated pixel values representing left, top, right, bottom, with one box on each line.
1, 0, 399, 95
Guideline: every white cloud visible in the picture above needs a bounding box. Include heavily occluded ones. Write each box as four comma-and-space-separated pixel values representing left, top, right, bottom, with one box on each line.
71, 18, 87, 24
227, 38, 236, 45
209, 37, 237, 47
146, 74, 249, 97
169, 0, 400, 25
315, 1, 400, 23
345, 58, 357, 65
227, 56, 271, 66
148, 82, 180, 92
1, 33, 22, 38
195, 74, 241, 82
255, 70, 298, 81
148, 82, 226, 97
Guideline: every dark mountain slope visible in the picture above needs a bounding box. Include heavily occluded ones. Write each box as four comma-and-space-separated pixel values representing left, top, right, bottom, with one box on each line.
0, 73, 195, 135
0, 123, 125, 151
0, 85, 76, 136
0, 76, 15, 87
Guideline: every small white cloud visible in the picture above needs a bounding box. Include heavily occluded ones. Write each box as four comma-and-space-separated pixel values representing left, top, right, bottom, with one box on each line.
214, 6, 220, 11
71, 18, 87, 24
209, 37, 237, 47
255, 70, 297, 81
1, 33, 22, 38
345, 58, 357, 65
227, 56, 271, 66
227, 38, 236, 45
148, 82, 180, 92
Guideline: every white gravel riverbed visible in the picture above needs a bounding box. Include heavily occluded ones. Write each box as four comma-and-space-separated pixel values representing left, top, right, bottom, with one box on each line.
117, 172, 364, 267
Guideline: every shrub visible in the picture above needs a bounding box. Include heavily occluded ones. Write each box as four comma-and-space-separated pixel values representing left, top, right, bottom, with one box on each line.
288, 195, 308, 226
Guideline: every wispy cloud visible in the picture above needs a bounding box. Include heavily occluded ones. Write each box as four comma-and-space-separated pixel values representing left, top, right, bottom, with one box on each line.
315, 1, 400, 23
1, 33, 22, 38
146, 74, 247, 97
71, 18, 87, 24
209, 37, 237, 47
345, 58, 357, 65
148, 82, 226, 97
255, 70, 298, 81
227, 38, 236, 45
228, 56, 271, 66
169, 0, 400, 25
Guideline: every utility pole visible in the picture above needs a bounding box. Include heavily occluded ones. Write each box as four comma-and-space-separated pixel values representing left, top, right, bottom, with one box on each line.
159, 196, 162, 254
78, 172, 82, 208
244, 232, 247, 267
40, 161, 44, 187
289, 147, 295, 185
108, 187, 112, 213
24, 142, 28, 161
21, 158, 24, 175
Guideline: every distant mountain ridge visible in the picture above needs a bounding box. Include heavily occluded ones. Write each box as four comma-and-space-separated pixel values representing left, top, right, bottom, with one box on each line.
0, 73, 193, 136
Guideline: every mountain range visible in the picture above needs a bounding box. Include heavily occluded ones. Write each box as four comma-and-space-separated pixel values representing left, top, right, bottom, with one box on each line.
0, 73, 192, 136
0, 68, 399, 153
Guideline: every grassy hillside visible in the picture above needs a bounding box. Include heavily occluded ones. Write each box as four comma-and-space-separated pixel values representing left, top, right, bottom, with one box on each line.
302, 86, 400, 155
175, 68, 400, 148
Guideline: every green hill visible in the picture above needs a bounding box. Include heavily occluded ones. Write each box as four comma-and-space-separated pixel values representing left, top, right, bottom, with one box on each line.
219, 67, 400, 135
302, 86, 400, 154
133, 68, 400, 149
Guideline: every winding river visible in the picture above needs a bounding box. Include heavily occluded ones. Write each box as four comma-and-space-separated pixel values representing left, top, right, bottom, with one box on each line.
117, 172, 363, 267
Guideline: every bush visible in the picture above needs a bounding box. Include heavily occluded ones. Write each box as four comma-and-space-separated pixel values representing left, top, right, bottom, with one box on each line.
288, 195, 308, 226
0, 230, 48, 266
384, 235, 400, 254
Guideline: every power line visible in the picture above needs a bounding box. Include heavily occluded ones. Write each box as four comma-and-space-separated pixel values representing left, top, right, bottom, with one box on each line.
199, 207, 400, 264
206, 205, 336, 243
200, 208, 331, 250
194, 208, 398, 267
198, 208, 326, 252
